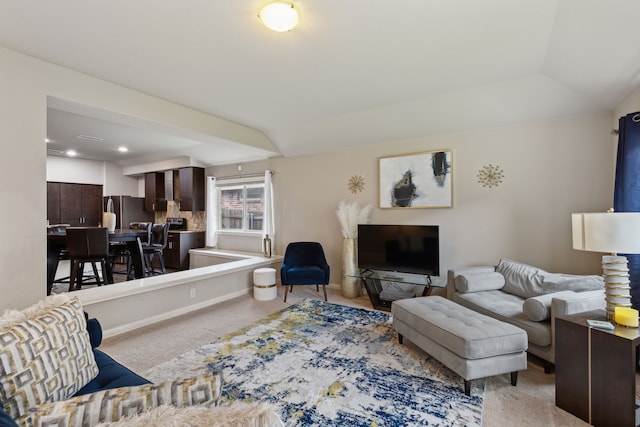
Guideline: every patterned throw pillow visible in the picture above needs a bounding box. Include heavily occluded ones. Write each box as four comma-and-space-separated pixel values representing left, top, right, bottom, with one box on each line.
0, 295, 98, 421
27, 371, 224, 427
93, 402, 283, 427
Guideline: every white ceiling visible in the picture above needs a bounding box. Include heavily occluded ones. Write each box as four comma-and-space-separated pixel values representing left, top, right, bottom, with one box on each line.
1, 0, 639, 167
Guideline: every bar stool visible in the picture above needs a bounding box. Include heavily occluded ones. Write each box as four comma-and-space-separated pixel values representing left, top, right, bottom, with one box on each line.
66, 227, 113, 291
110, 222, 152, 279
142, 223, 170, 275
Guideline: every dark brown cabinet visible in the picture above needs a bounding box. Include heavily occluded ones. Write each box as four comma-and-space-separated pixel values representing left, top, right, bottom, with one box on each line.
80, 184, 103, 226
178, 167, 205, 211
47, 182, 103, 226
47, 182, 61, 224
164, 231, 205, 270
144, 172, 167, 212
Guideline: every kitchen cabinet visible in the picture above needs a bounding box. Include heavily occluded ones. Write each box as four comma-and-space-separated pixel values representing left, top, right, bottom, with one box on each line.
47, 182, 61, 224
178, 167, 205, 211
144, 172, 167, 212
164, 231, 205, 270
47, 182, 103, 226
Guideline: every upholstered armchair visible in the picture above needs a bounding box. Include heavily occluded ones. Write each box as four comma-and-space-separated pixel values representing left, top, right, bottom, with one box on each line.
280, 242, 330, 302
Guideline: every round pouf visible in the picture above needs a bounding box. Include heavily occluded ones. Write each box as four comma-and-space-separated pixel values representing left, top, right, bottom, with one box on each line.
253, 268, 277, 301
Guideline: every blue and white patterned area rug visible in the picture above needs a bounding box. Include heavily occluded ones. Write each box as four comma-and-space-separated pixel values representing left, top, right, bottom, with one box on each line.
144, 299, 484, 426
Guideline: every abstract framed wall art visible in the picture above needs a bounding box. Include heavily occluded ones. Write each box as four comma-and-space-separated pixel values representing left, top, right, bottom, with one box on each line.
379, 149, 452, 208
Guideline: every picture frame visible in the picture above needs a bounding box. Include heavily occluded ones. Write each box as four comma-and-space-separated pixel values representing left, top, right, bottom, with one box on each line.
379, 149, 452, 209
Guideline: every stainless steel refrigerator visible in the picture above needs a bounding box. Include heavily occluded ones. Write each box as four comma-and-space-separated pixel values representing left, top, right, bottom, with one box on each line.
103, 196, 154, 229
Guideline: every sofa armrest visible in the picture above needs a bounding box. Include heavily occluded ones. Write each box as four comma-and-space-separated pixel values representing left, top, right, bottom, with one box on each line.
550, 289, 605, 363
550, 289, 606, 319
446, 266, 496, 299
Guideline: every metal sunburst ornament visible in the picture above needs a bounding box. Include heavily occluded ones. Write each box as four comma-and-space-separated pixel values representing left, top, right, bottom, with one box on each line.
348, 175, 365, 194
477, 164, 504, 188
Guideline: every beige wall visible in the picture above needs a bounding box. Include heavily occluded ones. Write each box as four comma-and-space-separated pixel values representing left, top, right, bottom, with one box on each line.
614, 87, 640, 122
0, 41, 627, 312
0, 45, 271, 311
266, 113, 614, 287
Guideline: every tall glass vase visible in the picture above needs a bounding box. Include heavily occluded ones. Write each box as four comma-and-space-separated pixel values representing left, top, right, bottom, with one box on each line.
341, 238, 360, 298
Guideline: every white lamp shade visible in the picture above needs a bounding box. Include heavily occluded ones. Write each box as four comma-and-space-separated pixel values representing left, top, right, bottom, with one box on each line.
572, 212, 640, 254
259, 2, 299, 32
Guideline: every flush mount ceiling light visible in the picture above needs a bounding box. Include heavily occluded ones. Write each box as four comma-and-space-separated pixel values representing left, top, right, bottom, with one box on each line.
118, 146, 128, 153
258, 2, 299, 32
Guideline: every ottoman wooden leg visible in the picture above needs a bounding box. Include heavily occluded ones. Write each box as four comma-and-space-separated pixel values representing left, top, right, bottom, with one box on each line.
511, 371, 518, 386
464, 380, 471, 396
398, 333, 403, 344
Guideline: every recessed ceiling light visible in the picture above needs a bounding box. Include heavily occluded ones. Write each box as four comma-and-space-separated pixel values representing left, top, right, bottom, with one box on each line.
45, 138, 50, 143
77, 134, 103, 141
118, 146, 128, 153
66, 150, 77, 157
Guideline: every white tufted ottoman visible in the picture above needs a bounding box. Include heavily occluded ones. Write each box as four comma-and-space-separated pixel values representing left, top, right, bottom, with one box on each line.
392, 296, 527, 395
253, 268, 277, 301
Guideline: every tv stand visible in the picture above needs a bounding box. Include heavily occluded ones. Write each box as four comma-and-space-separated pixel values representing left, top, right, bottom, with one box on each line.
354, 270, 437, 311
381, 274, 406, 281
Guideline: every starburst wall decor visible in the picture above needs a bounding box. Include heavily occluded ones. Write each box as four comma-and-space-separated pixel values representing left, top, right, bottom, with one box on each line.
348, 175, 365, 193
477, 164, 504, 188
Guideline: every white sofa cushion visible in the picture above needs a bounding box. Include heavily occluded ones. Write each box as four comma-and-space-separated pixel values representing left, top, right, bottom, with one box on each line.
497, 259, 604, 298
0, 295, 98, 422
452, 290, 552, 347
455, 271, 505, 293
496, 258, 544, 299
522, 291, 576, 321
540, 273, 604, 293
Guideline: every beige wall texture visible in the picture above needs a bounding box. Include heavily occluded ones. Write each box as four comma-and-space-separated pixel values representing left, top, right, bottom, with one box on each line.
1, 41, 637, 312
266, 113, 615, 288
0, 45, 270, 311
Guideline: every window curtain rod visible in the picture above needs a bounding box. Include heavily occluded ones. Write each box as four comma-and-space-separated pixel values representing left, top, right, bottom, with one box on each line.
612, 113, 640, 135
214, 170, 275, 181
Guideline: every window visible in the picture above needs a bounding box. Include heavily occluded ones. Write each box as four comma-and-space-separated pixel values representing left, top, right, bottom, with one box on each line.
218, 182, 265, 232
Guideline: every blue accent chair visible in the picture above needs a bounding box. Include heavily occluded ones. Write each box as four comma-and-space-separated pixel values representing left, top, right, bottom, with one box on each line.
280, 242, 330, 302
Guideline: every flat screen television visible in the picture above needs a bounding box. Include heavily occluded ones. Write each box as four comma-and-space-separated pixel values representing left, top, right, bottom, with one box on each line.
357, 224, 439, 276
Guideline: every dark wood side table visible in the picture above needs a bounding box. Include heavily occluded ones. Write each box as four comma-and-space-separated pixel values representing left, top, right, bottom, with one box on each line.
555, 310, 640, 427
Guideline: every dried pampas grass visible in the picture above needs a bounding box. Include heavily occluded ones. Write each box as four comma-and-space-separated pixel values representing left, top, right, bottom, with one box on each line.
336, 201, 372, 238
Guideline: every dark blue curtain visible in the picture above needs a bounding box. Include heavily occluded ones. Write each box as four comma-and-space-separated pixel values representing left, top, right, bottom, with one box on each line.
613, 111, 640, 309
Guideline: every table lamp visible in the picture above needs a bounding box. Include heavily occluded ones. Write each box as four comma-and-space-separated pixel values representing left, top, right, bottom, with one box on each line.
572, 211, 640, 321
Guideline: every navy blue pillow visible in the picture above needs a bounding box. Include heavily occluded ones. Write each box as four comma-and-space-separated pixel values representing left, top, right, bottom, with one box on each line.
0, 405, 18, 427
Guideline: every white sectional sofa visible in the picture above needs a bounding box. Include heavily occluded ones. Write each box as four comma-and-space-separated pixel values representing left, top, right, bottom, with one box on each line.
446, 258, 605, 372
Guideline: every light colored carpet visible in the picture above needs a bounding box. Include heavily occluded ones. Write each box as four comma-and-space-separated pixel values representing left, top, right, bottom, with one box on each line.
145, 299, 484, 426
100, 286, 589, 427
